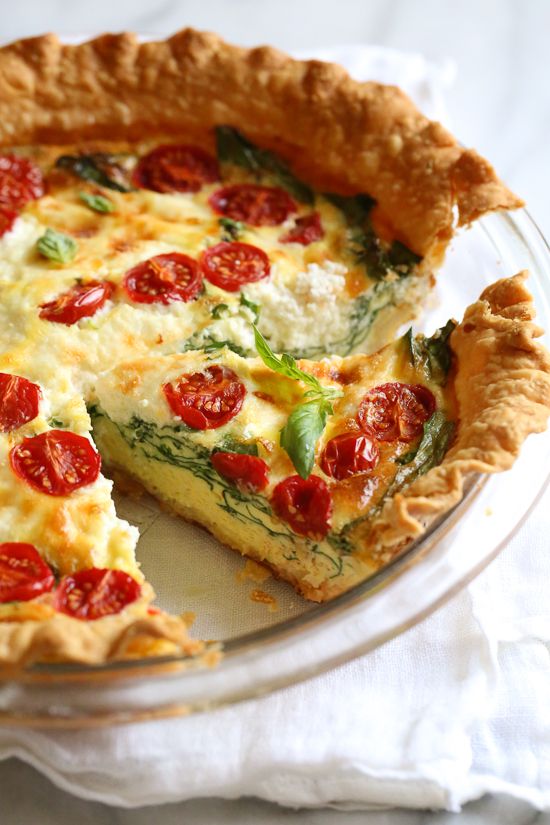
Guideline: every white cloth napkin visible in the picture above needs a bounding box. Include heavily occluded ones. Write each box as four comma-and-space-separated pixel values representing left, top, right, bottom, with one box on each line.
1, 45, 549, 813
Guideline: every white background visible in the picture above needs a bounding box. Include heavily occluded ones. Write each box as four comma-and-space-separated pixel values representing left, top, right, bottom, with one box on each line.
1, 1, 550, 822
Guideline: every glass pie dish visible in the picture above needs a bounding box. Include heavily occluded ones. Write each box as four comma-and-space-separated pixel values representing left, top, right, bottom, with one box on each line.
0, 206, 548, 728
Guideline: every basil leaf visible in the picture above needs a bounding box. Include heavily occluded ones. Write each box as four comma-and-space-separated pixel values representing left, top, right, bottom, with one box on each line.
386, 412, 455, 496
240, 293, 260, 323
56, 153, 133, 192
280, 399, 330, 480
219, 217, 244, 241
36, 228, 78, 264
213, 435, 259, 457
253, 325, 326, 395
407, 319, 456, 386
216, 126, 314, 204
79, 191, 115, 214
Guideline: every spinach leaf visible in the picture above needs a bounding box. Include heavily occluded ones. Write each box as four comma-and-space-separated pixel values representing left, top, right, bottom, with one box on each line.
219, 216, 244, 241
79, 191, 115, 213
216, 126, 314, 204
386, 412, 455, 498
239, 293, 260, 323
213, 435, 259, 457
211, 303, 230, 319
36, 228, 78, 264
406, 319, 456, 386
56, 153, 133, 192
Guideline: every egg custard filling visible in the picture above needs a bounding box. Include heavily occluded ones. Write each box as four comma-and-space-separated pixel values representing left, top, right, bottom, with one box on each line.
0, 28, 548, 667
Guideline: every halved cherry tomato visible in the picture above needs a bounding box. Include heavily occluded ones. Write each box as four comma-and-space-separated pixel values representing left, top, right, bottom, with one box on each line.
55, 568, 141, 620
123, 253, 202, 305
39, 280, 114, 325
0, 155, 44, 211
211, 451, 269, 491
201, 241, 270, 292
272, 474, 332, 538
0, 373, 41, 433
0, 542, 55, 603
357, 382, 436, 442
320, 432, 380, 481
0, 207, 17, 237
280, 212, 324, 245
209, 184, 296, 226
10, 430, 101, 496
163, 365, 246, 430
133, 144, 219, 193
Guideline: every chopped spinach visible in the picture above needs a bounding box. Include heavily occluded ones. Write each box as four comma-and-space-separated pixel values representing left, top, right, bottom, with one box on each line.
239, 293, 261, 323
213, 435, 259, 457
219, 217, 244, 241
385, 412, 455, 499
215, 125, 314, 204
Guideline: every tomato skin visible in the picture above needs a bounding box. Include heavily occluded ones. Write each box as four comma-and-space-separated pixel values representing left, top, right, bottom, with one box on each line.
133, 144, 219, 193
280, 212, 324, 245
0, 207, 17, 237
0, 155, 44, 211
0, 373, 41, 433
54, 568, 141, 620
209, 184, 297, 226
123, 253, 202, 305
10, 430, 101, 496
201, 241, 270, 292
357, 382, 436, 443
272, 474, 332, 538
320, 431, 380, 481
211, 451, 269, 491
163, 365, 246, 430
39, 280, 114, 325
0, 542, 55, 604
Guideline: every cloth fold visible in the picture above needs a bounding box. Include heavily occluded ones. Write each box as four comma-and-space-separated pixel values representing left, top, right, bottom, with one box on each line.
1, 45, 549, 812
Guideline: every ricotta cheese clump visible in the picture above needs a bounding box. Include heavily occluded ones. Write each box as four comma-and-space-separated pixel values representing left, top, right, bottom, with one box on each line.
249, 260, 350, 353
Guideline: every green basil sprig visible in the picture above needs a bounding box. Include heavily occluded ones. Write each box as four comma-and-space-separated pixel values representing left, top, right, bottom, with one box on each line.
36, 228, 78, 264
253, 326, 342, 478
79, 191, 115, 214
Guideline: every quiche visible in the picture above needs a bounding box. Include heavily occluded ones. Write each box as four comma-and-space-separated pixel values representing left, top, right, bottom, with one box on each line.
0, 29, 547, 667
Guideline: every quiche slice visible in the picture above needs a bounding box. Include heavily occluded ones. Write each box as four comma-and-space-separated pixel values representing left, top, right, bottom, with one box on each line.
90, 273, 550, 602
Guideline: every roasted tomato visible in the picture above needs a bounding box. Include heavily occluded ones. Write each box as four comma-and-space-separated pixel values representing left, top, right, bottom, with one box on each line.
201, 241, 270, 292
133, 144, 219, 193
0, 155, 44, 210
0, 373, 41, 433
357, 382, 436, 442
39, 280, 114, 325
280, 212, 324, 245
272, 474, 332, 538
320, 431, 380, 480
123, 253, 202, 305
209, 184, 296, 226
211, 451, 269, 491
55, 568, 141, 620
10, 430, 101, 496
0, 543, 55, 603
163, 365, 246, 430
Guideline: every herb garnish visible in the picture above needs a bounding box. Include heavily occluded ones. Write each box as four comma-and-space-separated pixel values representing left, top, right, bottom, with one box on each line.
79, 191, 115, 214
216, 126, 314, 204
36, 228, 78, 264
253, 326, 342, 479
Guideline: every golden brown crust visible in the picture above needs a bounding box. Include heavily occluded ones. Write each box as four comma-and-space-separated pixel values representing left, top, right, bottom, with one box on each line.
0, 29, 522, 255
0, 584, 204, 668
366, 272, 550, 549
